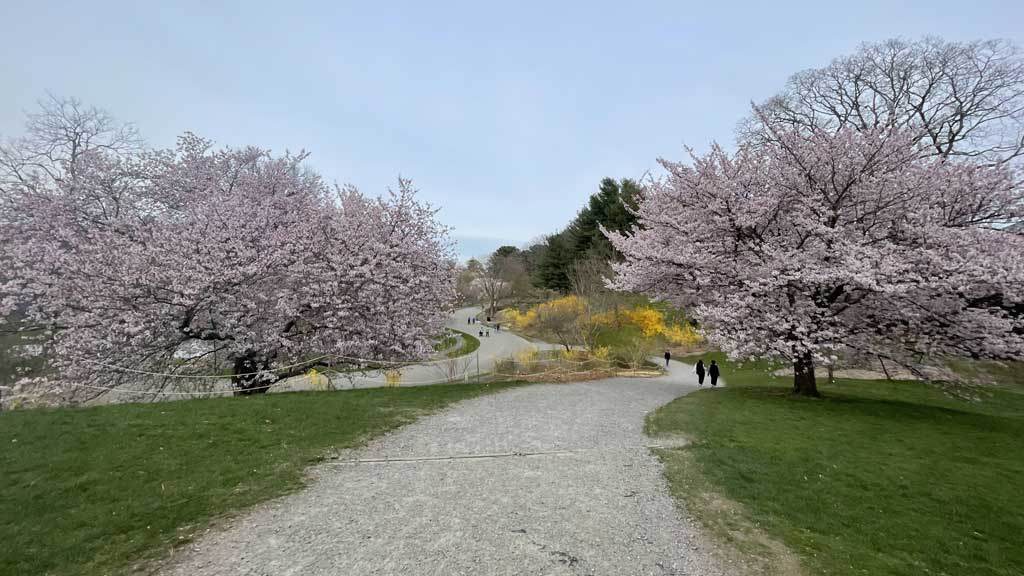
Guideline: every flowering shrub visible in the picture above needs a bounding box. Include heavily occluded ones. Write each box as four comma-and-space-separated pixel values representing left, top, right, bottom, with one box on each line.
662, 324, 703, 346
504, 298, 704, 352
514, 346, 539, 364
622, 307, 665, 337
306, 369, 331, 391
384, 370, 402, 387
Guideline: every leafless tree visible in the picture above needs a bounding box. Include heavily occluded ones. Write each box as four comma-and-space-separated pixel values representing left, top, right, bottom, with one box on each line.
570, 254, 614, 309
742, 37, 1024, 163
0, 94, 143, 191
479, 252, 529, 317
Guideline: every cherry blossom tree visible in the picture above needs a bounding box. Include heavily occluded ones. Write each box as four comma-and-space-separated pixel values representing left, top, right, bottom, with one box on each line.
1, 128, 455, 401
609, 123, 1024, 396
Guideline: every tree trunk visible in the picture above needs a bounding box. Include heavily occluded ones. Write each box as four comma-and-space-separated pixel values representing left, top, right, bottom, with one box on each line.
232, 351, 274, 396
792, 352, 820, 397
877, 354, 892, 380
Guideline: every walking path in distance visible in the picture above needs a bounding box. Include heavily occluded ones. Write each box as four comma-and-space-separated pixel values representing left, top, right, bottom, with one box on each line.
160, 361, 736, 576
277, 306, 558, 391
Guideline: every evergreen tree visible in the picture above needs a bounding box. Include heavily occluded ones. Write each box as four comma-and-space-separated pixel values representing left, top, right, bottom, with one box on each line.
536, 232, 573, 292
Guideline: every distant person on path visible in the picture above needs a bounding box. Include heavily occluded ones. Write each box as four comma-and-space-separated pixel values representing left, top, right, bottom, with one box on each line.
486, 330, 490, 337
709, 360, 720, 387
479, 329, 483, 338
664, 350, 671, 367
496, 323, 501, 331
467, 317, 472, 325
695, 359, 706, 386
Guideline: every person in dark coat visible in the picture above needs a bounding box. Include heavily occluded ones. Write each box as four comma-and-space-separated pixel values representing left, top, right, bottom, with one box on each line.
695, 359, 706, 386
709, 360, 720, 387
664, 350, 671, 367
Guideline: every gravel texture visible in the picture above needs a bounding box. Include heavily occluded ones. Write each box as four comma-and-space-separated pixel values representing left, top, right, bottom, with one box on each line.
159, 361, 736, 575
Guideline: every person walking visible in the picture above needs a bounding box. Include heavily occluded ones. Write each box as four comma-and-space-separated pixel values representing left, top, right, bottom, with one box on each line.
695, 359, 706, 386
709, 360, 720, 387
664, 350, 671, 367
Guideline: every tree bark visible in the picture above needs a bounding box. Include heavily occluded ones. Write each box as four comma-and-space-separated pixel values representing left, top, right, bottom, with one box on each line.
232, 351, 274, 396
792, 352, 820, 397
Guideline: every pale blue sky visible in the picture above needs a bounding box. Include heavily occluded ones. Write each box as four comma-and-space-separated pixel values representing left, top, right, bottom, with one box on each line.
2, 1, 1023, 259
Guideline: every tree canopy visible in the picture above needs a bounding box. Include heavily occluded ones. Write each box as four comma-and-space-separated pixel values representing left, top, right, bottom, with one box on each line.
610, 124, 1024, 396
742, 37, 1024, 164
1, 102, 454, 401
534, 177, 641, 292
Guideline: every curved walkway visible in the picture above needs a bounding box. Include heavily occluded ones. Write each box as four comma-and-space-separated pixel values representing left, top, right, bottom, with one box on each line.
275, 306, 556, 391
160, 362, 734, 575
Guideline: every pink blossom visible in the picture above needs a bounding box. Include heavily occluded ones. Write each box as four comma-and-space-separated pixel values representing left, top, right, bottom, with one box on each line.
1, 134, 455, 400
609, 124, 1024, 393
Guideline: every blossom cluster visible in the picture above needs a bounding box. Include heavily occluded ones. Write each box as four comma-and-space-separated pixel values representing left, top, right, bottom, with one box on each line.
609, 125, 1024, 369
1, 134, 455, 399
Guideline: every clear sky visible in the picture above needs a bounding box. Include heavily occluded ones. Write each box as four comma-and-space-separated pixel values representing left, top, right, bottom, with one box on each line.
2, 1, 1023, 259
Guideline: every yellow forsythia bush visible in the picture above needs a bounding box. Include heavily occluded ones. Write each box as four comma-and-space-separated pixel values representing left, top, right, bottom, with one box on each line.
514, 346, 538, 363
306, 368, 330, 391
622, 307, 666, 337
662, 323, 703, 346
507, 298, 704, 348
606, 305, 705, 345
384, 370, 402, 387
501, 307, 537, 330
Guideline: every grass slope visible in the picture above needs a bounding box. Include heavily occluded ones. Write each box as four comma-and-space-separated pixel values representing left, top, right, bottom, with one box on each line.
647, 353, 1024, 576
0, 382, 521, 576
446, 329, 481, 358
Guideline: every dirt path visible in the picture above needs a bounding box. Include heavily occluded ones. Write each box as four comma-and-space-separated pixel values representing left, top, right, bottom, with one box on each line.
159, 361, 736, 575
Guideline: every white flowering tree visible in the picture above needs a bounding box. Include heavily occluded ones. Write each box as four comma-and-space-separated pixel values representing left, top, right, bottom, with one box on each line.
609, 124, 1024, 396
2, 119, 454, 400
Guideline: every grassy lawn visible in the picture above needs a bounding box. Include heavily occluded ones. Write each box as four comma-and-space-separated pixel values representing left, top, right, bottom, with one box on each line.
647, 352, 1024, 576
445, 328, 481, 358
1, 323, 48, 391
0, 382, 522, 576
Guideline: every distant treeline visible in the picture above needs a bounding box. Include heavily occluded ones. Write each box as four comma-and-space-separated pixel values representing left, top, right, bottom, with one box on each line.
480, 177, 641, 293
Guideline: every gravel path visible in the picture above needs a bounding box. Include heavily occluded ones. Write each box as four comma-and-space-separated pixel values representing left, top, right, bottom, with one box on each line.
159, 361, 735, 575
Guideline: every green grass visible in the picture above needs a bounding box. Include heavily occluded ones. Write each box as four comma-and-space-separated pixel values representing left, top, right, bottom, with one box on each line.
433, 329, 459, 352
946, 358, 1024, 393
0, 326, 48, 390
0, 382, 522, 576
594, 323, 645, 349
445, 329, 481, 358
647, 352, 1024, 576
432, 329, 481, 359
